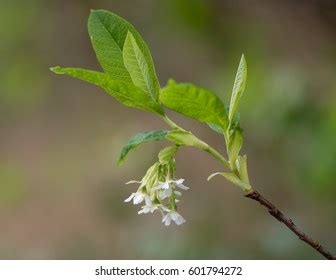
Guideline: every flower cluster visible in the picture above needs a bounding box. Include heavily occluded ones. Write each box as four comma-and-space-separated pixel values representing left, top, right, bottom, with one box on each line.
124, 158, 189, 226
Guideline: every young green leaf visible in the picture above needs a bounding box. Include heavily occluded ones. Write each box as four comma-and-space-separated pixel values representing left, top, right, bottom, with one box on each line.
229, 54, 247, 122
158, 145, 178, 164
228, 129, 243, 169
160, 80, 228, 129
118, 130, 169, 164
50, 66, 163, 115
236, 155, 250, 184
123, 31, 154, 99
88, 10, 160, 100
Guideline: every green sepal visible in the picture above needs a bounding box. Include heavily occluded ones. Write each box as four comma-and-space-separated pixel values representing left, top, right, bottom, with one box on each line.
158, 145, 178, 164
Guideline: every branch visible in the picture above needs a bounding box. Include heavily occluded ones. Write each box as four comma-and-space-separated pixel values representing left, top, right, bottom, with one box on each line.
245, 190, 335, 260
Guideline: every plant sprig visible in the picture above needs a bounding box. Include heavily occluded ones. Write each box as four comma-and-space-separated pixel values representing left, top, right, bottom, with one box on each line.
50, 9, 335, 259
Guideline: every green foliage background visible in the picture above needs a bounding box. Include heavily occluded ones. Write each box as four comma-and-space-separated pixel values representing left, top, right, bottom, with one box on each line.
0, 0, 335, 259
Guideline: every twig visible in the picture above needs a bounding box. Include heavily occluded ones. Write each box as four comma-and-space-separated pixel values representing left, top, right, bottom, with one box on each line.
245, 190, 335, 260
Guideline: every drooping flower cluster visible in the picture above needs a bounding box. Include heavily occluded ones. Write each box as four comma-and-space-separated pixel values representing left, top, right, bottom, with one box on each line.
124, 156, 189, 226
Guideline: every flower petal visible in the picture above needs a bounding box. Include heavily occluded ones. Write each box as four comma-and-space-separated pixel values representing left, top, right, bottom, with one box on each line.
175, 216, 185, 225
174, 191, 182, 196
161, 181, 170, 189
162, 214, 171, 226
150, 206, 158, 213
133, 193, 144, 204
175, 179, 184, 185
144, 196, 152, 206
124, 193, 135, 202
171, 212, 185, 225
177, 183, 189, 190
138, 208, 145, 214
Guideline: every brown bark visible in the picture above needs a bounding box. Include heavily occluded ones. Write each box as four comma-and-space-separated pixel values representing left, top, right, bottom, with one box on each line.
245, 190, 335, 260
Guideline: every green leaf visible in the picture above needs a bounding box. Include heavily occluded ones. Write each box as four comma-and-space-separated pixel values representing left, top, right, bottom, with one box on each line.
118, 130, 169, 164
158, 145, 178, 164
228, 129, 243, 169
207, 107, 240, 134
160, 80, 228, 129
88, 10, 131, 82
123, 31, 155, 99
88, 10, 160, 100
236, 155, 250, 184
229, 54, 247, 122
207, 123, 224, 134
166, 130, 209, 150
207, 172, 251, 192
50, 67, 163, 115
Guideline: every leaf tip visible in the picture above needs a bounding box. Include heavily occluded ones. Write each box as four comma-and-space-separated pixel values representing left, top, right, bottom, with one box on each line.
241, 53, 247, 71
207, 172, 221, 181
50, 66, 62, 74
126, 29, 132, 37
167, 79, 176, 86
89, 9, 100, 15
124, 30, 137, 48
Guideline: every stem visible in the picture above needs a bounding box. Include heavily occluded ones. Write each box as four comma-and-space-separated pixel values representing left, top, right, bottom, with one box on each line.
160, 114, 185, 131
161, 114, 230, 168
245, 190, 335, 260
204, 145, 230, 169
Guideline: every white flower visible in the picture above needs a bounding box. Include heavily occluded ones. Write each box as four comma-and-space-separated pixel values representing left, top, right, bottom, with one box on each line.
124, 192, 147, 205
153, 181, 170, 190
175, 179, 189, 190
152, 181, 171, 199
138, 198, 170, 215
160, 188, 172, 199
161, 181, 170, 189
124, 180, 149, 204
153, 179, 189, 199
162, 211, 186, 226
138, 204, 158, 214
138, 197, 157, 214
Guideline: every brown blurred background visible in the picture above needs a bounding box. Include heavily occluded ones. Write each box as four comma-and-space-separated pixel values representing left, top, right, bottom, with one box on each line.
1, 0, 336, 259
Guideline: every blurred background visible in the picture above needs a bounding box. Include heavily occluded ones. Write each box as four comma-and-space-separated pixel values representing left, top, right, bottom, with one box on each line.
1, 0, 336, 259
